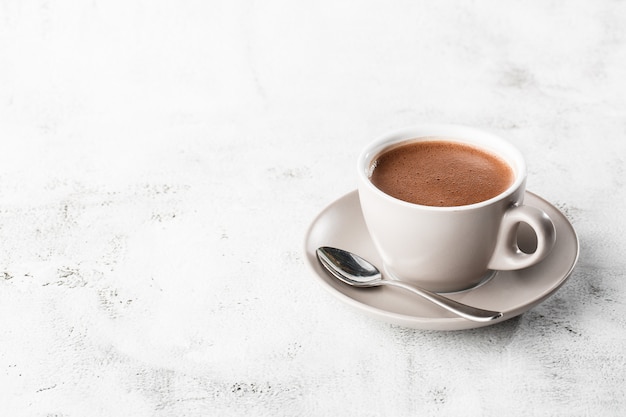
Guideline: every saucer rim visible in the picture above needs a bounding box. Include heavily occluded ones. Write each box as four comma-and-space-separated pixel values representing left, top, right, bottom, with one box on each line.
303, 190, 579, 330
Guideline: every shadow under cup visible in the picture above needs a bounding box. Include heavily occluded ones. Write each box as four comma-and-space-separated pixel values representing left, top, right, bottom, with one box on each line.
357, 125, 553, 293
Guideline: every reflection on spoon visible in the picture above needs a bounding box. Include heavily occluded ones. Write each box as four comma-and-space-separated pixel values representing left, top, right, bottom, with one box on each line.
316, 246, 503, 323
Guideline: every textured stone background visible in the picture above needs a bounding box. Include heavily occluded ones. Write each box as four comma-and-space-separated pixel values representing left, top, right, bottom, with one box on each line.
0, 0, 625, 416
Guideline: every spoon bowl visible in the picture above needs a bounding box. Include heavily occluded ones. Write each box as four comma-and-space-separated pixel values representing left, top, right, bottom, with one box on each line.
316, 246, 503, 323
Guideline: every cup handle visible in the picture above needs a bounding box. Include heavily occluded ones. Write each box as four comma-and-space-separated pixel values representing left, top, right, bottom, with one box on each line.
487, 205, 556, 271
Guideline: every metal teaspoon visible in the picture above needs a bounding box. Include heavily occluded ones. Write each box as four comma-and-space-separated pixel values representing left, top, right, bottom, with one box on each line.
316, 246, 503, 322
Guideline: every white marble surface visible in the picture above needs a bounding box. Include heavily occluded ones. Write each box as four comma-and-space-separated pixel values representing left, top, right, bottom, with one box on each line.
1, 1, 625, 416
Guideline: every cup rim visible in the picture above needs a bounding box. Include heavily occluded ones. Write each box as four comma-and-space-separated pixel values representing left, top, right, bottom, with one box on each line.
357, 124, 527, 211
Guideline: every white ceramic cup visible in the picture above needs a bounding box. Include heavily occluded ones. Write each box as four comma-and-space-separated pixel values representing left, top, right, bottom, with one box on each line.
357, 124, 556, 293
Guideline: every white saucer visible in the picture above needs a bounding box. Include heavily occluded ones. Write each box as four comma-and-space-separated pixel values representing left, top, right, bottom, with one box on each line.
304, 190, 579, 331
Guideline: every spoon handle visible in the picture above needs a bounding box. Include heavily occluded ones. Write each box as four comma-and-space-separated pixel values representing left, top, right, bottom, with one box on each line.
381, 280, 503, 322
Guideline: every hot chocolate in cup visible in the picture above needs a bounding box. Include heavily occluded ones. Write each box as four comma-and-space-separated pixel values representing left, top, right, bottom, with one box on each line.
357, 125, 556, 293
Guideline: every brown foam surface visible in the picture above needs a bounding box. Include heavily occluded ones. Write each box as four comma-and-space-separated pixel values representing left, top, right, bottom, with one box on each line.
370, 140, 514, 206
